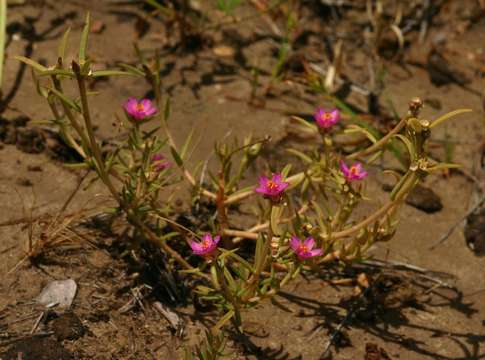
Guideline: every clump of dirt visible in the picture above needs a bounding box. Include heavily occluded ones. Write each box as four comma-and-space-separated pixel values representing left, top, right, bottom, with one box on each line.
405, 184, 443, 213
382, 183, 443, 213
365, 342, 392, 360
49, 311, 86, 341
1, 336, 73, 360
465, 205, 485, 256
0, 116, 82, 162
343, 273, 425, 323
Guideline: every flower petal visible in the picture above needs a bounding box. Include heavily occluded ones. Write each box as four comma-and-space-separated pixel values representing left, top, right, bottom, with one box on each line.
309, 248, 323, 257
290, 236, 301, 252
303, 237, 315, 249
340, 160, 350, 176
201, 233, 212, 243
254, 186, 267, 194
272, 173, 282, 183
259, 176, 270, 186
330, 109, 340, 122
140, 99, 152, 108
123, 97, 138, 112
190, 240, 204, 253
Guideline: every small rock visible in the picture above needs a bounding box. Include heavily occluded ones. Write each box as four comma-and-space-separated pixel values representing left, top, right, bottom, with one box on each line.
427, 49, 470, 87
406, 184, 443, 213
465, 205, 485, 256
36, 279, 77, 309
213, 45, 235, 57
382, 183, 443, 213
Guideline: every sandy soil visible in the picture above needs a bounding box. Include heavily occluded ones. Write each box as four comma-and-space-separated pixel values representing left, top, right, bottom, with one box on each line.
0, 1, 484, 359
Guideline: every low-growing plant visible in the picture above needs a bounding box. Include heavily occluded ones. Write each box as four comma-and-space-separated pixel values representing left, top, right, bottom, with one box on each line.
17, 14, 472, 359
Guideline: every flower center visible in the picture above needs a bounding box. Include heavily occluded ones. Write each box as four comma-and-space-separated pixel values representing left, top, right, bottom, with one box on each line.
323, 113, 332, 121
267, 180, 278, 190
136, 103, 145, 112
349, 166, 358, 175
298, 245, 309, 253
201, 239, 211, 249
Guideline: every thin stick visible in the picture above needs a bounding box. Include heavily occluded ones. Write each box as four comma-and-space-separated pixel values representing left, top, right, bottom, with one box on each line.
321, 274, 379, 357
361, 259, 455, 289
428, 196, 485, 250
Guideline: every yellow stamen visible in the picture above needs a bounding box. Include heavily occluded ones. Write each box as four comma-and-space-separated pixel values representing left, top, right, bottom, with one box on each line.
267, 180, 278, 190
299, 245, 309, 253
201, 239, 211, 249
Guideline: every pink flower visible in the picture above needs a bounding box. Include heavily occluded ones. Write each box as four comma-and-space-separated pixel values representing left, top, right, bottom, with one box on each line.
152, 153, 172, 172
255, 173, 289, 202
123, 97, 157, 121
290, 236, 323, 259
314, 108, 340, 129
340, 161, 368, 181
190, 233, 220, 257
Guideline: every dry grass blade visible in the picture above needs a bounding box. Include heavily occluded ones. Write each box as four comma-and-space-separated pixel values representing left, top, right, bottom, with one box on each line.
8, 172, 100, 273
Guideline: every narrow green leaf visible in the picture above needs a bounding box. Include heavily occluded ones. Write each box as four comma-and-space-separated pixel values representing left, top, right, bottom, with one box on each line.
390, 170, 411, 200
48, 87, 81, 112
311, 200, 329, 234
58, 27, 71, 61
270, 205, 283, 235
219, 249, 253, 272
164, 98, 171, 122
426, 163, 462, 173
145, 0, 173, 16
430, 109, 472, 129
38, 69, 75, 77
281, 164, 292, 178
345, 124, 378, 143
211, 309, 235, 333
286, 148, 313, 163
14, 55, 48, 72
79, 12, 90, 64
90, 70, 137, 78
290, 116, 318, 133
170, 146, 183, 166
394, 134, 415, 161
180, 127, 195, 160
254, 233, 265, 272
118, 63, 144, 76
31, 69, 48, 98
210, 265, 220, 290
223, 267, 237, 291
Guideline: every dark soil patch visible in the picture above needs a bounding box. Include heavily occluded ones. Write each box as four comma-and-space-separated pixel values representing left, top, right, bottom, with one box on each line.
49, 312, 86, 341
1, 336, 73, 360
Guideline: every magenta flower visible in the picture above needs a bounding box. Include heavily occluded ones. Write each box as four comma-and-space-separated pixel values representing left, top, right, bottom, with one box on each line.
290, 236, 323, 259
152, 153, 172, 172
190, 233, 220, 257
340, 161, 368, 181
123, 97, 157, 121
255, 173, 289, 202
314, 108, 340, 129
